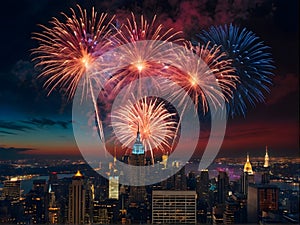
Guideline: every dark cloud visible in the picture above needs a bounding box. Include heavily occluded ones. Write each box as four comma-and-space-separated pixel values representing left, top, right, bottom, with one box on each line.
0, 120, 34, 132
0, 130, 17, 135
0, 147, 35, 160
0, 60, 71, 116
22, 118, 72, 129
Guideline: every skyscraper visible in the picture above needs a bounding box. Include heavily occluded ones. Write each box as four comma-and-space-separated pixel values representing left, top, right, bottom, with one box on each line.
197, 169, 209, 198
128, 129, 146, 203
217, 171, 229, 204
48, 184, 60, 224
243, 153, 254, 184
263, 146, 269, 168
262, 146, 271, 184
240, 172, 249, 196
108, 176, 119, 200
243, 153, 254, 175
108, 148, 119, 200
67, 170, 92, 224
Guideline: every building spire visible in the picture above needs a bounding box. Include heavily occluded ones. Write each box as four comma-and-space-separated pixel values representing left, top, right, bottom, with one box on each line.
264, 145, 269, 168
136, 122, 141, 142
244, 153, 253, 174
132, 123, 145, 155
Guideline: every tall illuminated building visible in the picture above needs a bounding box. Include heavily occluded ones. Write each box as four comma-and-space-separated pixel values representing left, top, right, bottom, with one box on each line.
67, 170, 93, 224
108, 176, 119, 200
263, 146, 269, 168
262, 146, 271, 184
128, 129, 146, 203
243, 153, 254, 184
108, 148, 119, 200
48, 184, 60, 224
243, 153, 253, 175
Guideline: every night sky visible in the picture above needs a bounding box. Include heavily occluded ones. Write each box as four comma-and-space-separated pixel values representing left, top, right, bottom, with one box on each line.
0, 0, 298, 160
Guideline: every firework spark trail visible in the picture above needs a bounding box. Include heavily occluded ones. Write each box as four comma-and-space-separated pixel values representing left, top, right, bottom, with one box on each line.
31, 5, 115, 141
111, 95, 178, 165
198, 24, 275, 117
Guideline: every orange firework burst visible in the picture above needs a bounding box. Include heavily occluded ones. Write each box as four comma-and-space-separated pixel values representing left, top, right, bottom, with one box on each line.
111, 96, 178, 164
166, 42, 238, 113
107, 13, 183, 95
31, 4, 114, 99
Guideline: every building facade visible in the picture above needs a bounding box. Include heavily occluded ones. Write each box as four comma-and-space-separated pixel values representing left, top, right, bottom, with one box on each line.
152, 190, 197, 224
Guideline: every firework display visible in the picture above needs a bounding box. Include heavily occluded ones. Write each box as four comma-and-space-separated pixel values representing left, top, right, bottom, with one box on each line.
164, 42, 238, 113
111, 96, 177, 164
32, 5, 114, 99
106, 13, 183, 96
198, 24, 275, 117
32, 6, 275, 160
32, 5, 115, 140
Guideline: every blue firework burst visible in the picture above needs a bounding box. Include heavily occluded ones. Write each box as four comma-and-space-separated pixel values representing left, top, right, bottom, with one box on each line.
197, 24, 275, 117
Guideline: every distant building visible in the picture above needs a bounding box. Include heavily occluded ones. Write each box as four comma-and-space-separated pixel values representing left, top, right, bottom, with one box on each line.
0, 180, 22, 224
223, 199, 239, 224
152, 190, 197, 224
93, 199, 119, 224
1, 180, 21, 202
263, 146, 270, 168
24, 179, 47, 224
247, 184, 279, 223
223, 194, 247, 224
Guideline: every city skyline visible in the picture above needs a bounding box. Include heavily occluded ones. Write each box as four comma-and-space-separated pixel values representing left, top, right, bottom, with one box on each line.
0, 0, 299, 161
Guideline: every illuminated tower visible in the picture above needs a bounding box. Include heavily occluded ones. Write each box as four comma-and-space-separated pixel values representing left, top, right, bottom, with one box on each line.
263, 146, 269, 168
243, 153, 253, 175
128, 128, 146, 203
48, 184, 60, 224
109, 147, 119, 200
262, 146, 271, 184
